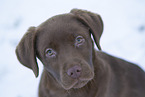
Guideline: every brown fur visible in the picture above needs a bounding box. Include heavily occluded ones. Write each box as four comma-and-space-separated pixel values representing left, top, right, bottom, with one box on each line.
16, 9, 145, 97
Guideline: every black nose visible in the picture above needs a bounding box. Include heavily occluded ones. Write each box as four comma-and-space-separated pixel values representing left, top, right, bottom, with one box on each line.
67, 65, 82, 79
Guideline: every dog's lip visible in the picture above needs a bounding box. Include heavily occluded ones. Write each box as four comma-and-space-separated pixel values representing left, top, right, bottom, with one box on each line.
71, 75, 94, 89
62, 79, 90, 90
62, 73, 94, 90
62, 80, 78, 90
73, 79, 89, 89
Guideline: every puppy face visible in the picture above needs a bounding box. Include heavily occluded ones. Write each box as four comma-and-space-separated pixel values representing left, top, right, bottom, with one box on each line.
36, 14, 94, 89
15, 9, 103, 90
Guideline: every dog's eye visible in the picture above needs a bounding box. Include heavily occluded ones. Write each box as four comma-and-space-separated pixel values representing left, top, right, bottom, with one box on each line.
75, 36, 85, 47
45, 48, 56, 57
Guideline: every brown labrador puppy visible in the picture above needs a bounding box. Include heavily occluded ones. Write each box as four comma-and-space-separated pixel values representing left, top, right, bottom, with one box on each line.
15, 9, 145, 97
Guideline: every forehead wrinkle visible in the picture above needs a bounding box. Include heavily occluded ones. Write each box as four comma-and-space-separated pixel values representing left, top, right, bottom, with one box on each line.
37, 25, 89, 52
36, 14, 90, 51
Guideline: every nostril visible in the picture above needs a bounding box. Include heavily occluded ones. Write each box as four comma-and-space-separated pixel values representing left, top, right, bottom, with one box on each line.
76, 69, 80, 72
67, 65, 82, 79
71, 72, 73, 76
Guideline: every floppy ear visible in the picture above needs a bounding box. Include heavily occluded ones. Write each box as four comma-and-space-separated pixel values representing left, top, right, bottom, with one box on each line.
15, 27, 39, 77
70, 9, 103, 50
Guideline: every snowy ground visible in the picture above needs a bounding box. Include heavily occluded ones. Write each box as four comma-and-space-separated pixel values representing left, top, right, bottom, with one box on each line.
0, 0, 145, 97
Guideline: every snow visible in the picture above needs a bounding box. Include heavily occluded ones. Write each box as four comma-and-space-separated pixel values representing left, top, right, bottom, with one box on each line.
0, 0, 145, 97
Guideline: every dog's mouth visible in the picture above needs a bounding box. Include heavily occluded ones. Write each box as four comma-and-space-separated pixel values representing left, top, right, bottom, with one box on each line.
61, 75, 94, 90
60, 60, 94, 90
61, 79, 89, 90
72, 79, 89, 89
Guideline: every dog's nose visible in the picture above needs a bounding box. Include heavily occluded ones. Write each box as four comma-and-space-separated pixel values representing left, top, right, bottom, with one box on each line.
67, 65, 82, 79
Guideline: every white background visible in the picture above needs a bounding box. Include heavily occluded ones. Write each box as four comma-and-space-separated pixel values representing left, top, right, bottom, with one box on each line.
0, 0, 145, 97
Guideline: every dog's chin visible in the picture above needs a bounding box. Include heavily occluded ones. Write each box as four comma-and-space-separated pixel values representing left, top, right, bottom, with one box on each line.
62, 79, 92, 90
73, 80, 89, 89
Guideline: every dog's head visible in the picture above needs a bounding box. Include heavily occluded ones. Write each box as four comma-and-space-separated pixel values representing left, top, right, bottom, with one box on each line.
16, 9, 103, 90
